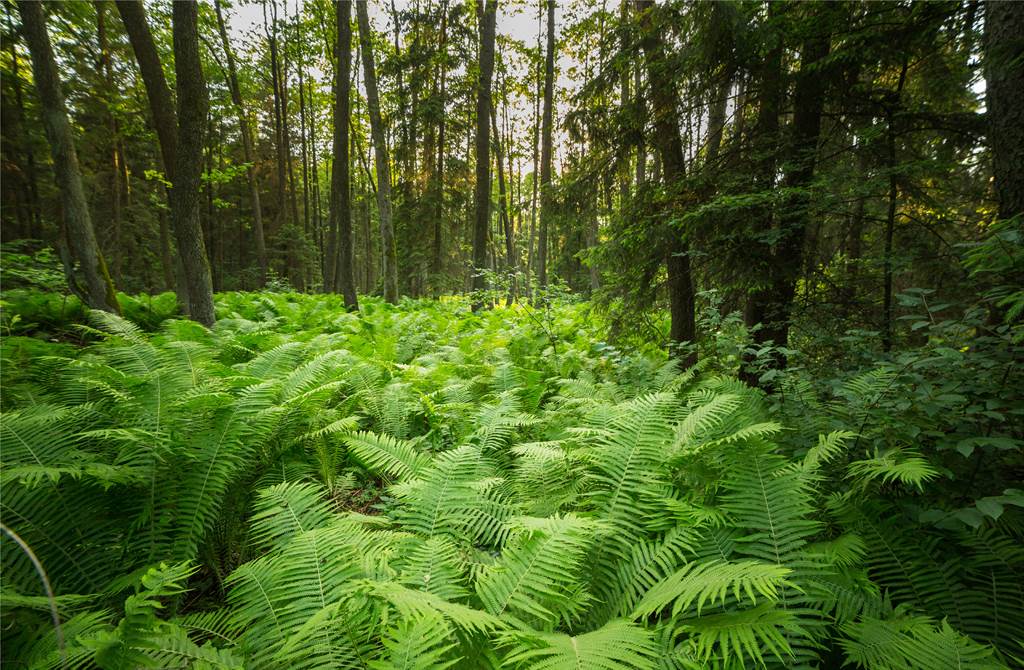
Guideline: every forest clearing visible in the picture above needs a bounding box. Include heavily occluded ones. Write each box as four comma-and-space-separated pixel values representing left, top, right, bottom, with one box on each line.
1, 0, 1022, 668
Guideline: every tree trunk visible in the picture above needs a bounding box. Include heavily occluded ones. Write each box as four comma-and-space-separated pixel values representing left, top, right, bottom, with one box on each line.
984, 0, 1024, 220
214, 0, 267, 285
18, 0, 119, 313
431, 0, 448, 286
635, 0, 695, 364
882, 60, 908, 353
116, 0, 181, 294
525, 4, 542, 297
492, 102, 514, 293
356, 0, 399, 303
756, 34, 831, 358
4, 2, 41, 239
116, 0, 175, 181
538, 0, 555, 289
332, 0, 358, 309
95, 1, 124, 284
266, 0, 287, 242
471, 0, 498, 307
170, 1, 215, 326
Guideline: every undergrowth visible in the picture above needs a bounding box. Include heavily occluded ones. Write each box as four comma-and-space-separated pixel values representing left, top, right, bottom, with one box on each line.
1, 292, 1021, 669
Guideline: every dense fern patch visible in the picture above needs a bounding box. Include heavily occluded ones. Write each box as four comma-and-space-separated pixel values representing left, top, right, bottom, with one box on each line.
1, 293, 1021, 669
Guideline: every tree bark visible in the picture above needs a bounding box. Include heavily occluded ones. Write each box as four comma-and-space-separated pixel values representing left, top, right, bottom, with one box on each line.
170, 1, 215, 326
18, 0, 119, 313
984, 0, 1024, 220
472, 0, 498, 306
115, 0, 175, 182
356, 0, 399, 303
331, 0, 358, 309
537, 0, 555, 289
635, 0, 695, 364
116, 0, 180, 294
431, 0, 448, 286
214, 0, 267, 285
755, 33, 831, 358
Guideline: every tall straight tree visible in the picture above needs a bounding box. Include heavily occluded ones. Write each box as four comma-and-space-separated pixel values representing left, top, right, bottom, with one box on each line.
17, 0, 119, 313
170, 1, 215, 326
331, 0, 358, 308
214, 0, 267, 285
750, 31, 831, 359
471, 0, 498, 304
430, 0, 449, 287
115, 0, 176, 291
984, 0, 1024, 221
537, 0, 555, 289
635, 0, 696, 364
357, 0, 398, 303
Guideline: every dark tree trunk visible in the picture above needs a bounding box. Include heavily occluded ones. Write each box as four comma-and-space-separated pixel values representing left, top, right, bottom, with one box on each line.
742, 13, 783, 349
472, 0, 498, 306
116, 0, 179, 293
170, 1, 215, 326
526, 6, 541, 297
431, 0, 448, 286
357, 0, 399, 303
115, 0, 175, 181
882, 60, 908, 353
18, 0, 119, 313
984, 0, 1024, 220
492, 102, 514, 292
266, 0, 287, 240
331, 0, 358, 309
537, 0, 555, 289
4, 3, 41, 240
214, 0, 267, 285
755, 34, 831, 359
95, 1, 124, 284
635, 0, 695, 364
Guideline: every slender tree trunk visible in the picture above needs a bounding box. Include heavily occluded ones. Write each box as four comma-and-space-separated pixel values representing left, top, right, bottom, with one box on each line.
266, 0, 287, 242
882, 60, 908, 353
757, 34, 831, 357
526, 6, 541, 296
95, 1, 124, 284
537, 0, 555, 289
635, 0, 695, 364
170, 1, 215, 326
5, 3, 41, 239
299, 64, 310, 238
214, 0, 266, 285
116, 0, 182, 294
471, 0, 498, 307
492, 103, 514, 290
984, 0, 1024, 221
116, 0, 175, 180
357, 0, 398, 303
431, 0, 448, 285
18, 0, 119, 313
332, 0, 358, 309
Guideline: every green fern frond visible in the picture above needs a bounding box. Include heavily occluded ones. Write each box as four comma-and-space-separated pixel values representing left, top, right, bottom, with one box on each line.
841, 610, 1008, 670
679, 602, 800, 668
344, 430, 431, 481
369, 611, 458, 670
476, 515, 597, 629
846, 448, 939, 491
501, 619, 659, 670
632, 559, 792, 619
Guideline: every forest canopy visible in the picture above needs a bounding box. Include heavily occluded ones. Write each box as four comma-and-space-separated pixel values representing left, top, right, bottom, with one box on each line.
1, 0, 1022, 668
